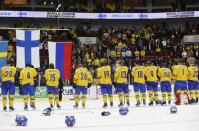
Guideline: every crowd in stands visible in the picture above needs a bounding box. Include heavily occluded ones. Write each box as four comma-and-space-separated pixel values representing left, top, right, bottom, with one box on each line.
74, 21, 199, 68
0, 20, 198, 86
4, 0, 199, 12
57, 0, 199, 12
64, 0, 175, 13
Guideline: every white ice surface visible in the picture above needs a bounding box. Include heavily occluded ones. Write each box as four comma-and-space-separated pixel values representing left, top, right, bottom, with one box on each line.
0, 99, 199, 131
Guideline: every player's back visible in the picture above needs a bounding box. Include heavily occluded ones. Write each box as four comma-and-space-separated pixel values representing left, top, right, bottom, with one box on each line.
98, 66, 112, 84
131, 66, 145, 84
188, 66, 198, 81
1, 66, 16, 82
114, 66, 128, 83
44, 69, 60, 87
74, 67, 92, 86
144, 66, 158, 82
158, 67, 171, 82
20, 67, 37, 85
173, 65, 188, 81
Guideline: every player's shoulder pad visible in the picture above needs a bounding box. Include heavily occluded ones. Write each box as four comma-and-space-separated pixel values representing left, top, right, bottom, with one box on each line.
12, 66, 17, 69
21, 68, 25, 71
32, 67, 37, 71
75, 68, 80, 71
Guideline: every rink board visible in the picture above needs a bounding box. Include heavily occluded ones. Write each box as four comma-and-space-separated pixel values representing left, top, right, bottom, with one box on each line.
0, 84, 175, 99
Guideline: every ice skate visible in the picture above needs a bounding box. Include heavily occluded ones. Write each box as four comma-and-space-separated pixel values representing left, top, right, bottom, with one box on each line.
118, 102, 124, 107
110, 102, 113, 107
136, 101, 141, 107
102, 103, 107, 108
73, 103, 78, 109
149, 101, 153, 106
9, 107, 14, 111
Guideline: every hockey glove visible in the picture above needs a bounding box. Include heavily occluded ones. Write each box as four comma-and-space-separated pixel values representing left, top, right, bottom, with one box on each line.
112, 82, 117, 88
88, 83, 92, 88
19, 86, 23, 96
72, 83, 77, 89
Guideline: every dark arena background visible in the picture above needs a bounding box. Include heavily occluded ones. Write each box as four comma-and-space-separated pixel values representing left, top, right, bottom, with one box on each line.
0, 0, 198, 131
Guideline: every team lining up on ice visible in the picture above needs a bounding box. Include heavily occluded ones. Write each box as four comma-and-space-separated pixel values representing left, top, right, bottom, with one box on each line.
0, 59, 198, 111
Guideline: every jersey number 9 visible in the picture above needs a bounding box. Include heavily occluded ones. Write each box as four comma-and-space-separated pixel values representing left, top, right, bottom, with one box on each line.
50, 74, 56, 81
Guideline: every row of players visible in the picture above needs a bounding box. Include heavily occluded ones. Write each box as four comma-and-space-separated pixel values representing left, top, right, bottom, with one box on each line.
0, 60, 198, 111
95, 60, 198, 108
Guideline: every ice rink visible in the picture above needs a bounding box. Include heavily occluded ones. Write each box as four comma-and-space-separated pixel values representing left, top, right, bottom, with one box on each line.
0, 99, 199, 131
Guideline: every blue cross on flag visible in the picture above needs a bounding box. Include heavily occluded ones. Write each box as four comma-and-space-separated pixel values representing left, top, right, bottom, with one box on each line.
16, 30, 40, 68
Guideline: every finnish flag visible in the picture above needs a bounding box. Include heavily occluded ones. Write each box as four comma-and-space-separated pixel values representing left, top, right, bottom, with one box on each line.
16, 30, 40, 68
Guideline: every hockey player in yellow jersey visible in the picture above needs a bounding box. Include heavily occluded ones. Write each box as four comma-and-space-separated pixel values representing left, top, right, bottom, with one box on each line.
1, 63, 16, 111
144, 62, 159, 106
97, 61, 113, 108
73, 63, 92, 108
158, 63, 172, 105
20, 64, 37, 110
187, 63, 198, 104
114, 60, 130, 107
172, 61, 189, 105
44, 63, 61, 109
131, 63, 146, 106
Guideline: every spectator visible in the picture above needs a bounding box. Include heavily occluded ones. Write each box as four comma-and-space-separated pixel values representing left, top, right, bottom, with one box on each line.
182, 48, 188, 59
140, 50, 145, 60
162, 39, 167, 49
134, 49, 140, 60
126, 48, 132, 58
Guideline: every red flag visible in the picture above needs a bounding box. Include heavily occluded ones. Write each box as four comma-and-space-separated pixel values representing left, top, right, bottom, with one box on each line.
63, 42, 72, 80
